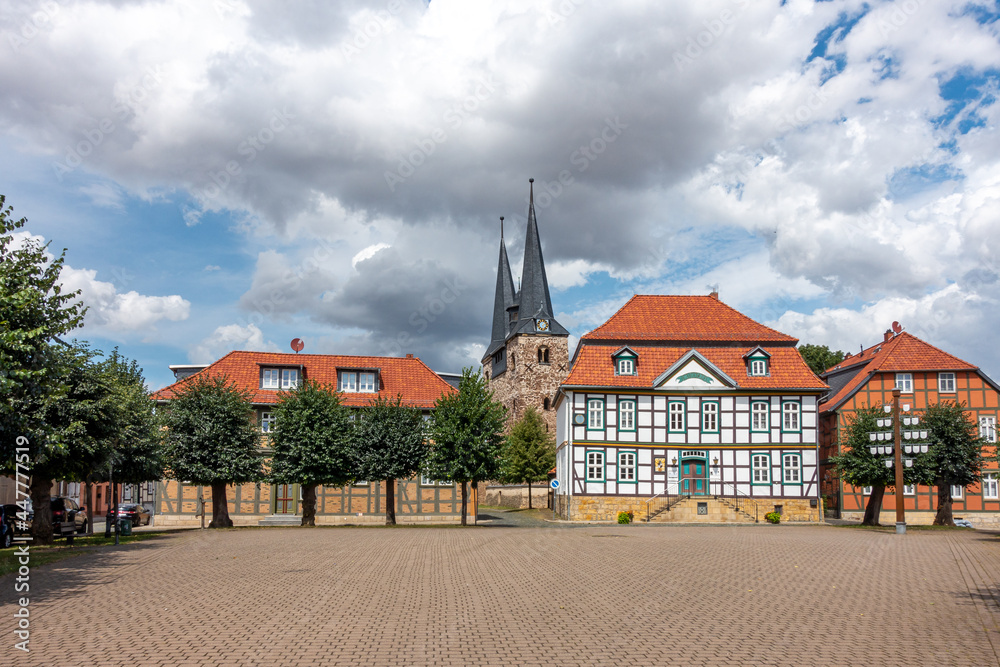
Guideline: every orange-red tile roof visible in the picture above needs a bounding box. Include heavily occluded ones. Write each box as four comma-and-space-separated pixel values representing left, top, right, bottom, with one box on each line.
151, 351, 456, 409
581, 295, 798, 343
819, 332, 979, 412
565, 345, 827, 390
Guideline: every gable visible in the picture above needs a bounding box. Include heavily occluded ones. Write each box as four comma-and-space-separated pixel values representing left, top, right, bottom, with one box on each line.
653, 350, 737, 390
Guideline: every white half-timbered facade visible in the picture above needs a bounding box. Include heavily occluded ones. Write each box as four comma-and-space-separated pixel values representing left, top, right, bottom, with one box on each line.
553, 295, 828, 522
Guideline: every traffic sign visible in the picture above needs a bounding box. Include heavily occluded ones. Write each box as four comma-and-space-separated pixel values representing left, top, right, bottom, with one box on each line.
550, 479, 559, 489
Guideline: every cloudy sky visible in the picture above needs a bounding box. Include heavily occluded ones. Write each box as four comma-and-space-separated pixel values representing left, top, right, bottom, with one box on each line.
2, 0, 999, 390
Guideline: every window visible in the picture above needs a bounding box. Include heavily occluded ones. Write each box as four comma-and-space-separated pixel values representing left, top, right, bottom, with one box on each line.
618, 400, 636, 431
492, 349, 503, 365
586, 451, 605, 481
262, 369, 280, 388
950, 485, 964, 499
782, 454, 801, 484
895, 373, 913, 393
668, 401, 685, 432
749, 358, 767, 376
359, 372, 376, 392
984, 474, 999, 500
617, 358, 634, 375
281, 368, 298, 389
701, 401, 719, 432
782, 402, 801, 432
261, 412, 275, 433
538, 347, 549, 364
618, 451, 636, 482
862, 486, 873, 495
751, 454, 770, 484
980, 416, 997, 443
340, 372, 357, 392
543, 397, 550, 411
751, 401, 769, 432
938, 372, 956, 393
587, 399, 604, 430
903, 484, 915, 495
421, 474, 434, 486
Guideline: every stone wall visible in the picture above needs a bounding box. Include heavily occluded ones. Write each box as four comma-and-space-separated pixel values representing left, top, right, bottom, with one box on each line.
485, 333, 569, 435
565, 495, 821, 522
841, 510, 1000, 528
481, 484, 551, 509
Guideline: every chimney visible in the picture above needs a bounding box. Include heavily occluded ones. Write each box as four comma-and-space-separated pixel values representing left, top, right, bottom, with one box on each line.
405, 353, 413, 359
884, 330, 892, 343
709, 290, 719, 300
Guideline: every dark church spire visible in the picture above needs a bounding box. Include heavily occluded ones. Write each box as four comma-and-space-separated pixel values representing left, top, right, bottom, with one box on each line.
486, 216, 516, 358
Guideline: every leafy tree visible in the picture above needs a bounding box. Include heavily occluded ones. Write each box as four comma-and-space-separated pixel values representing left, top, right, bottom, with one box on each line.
830, 404, 934, 526
797, 344, 845, 376
922, 401, 985, 526
269, 380, 354, 526
426, 367, 507, 525
352, 395, 427, 525
501, 407, 556, 510
0, 196, 86, 543
161, 375, 265, 528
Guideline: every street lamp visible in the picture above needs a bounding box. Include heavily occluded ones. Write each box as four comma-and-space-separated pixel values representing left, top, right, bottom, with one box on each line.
865, 388, 931, 534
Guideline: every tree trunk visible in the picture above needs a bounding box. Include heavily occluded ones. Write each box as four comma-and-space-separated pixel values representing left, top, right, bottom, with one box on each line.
527, 480, 532, 510
209, 482, 233, 528
29, 476, 53, 545
460, 481, 468, 526
933, 481, 955, 526
471, 481, 478, 525
301, 484, 317, 527
385, 479, 396, 525
84, 480, 93, 535
862, 485, 885, 526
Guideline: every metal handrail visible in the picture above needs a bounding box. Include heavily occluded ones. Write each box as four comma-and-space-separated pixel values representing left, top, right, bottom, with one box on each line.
714, 482, 759, 523
644, 492, 666, 522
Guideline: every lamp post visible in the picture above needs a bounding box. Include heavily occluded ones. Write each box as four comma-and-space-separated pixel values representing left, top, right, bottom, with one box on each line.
866, 388, 931, 535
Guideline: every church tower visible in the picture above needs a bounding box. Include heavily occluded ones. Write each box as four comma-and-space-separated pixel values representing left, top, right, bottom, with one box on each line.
483, 179, 570, 433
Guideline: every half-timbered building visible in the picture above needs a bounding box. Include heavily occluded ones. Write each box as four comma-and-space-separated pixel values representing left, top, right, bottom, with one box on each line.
150, 351, 465, 525
552, 294, 828, 522
819, 329, 1000, 527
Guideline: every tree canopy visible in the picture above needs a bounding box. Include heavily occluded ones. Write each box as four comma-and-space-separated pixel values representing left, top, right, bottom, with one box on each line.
797, 344, 845, 376
922, 401, 985, 526
426, 367, 507, 524
501, 407, 556, 510
268, 380, 354, 525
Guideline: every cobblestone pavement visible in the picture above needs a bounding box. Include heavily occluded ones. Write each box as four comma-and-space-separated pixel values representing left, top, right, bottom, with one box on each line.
3, 525, 999, 666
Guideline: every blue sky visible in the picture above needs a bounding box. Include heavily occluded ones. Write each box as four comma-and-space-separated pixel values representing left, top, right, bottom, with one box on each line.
2, 0, 999, 390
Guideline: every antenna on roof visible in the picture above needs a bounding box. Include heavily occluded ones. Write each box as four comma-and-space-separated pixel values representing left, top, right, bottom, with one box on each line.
892, 321, 902, 335
290, 338, 304, 353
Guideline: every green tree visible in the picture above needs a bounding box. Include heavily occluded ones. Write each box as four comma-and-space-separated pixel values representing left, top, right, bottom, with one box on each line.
352, 395, 427, 525
501, 407, 556, 510
161, 375, 265, 528
923, 401, 985, 526
269, 380, 354, 526
797, 344, 845, 376
0, 196, 87, 543
830, 404, 934, 526
426, 367, 507, 525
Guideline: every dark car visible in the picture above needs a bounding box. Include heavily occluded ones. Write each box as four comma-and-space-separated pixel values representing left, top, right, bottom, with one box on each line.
0, 504, 19, 548
117, 504, 151, 527
51, 497, 89, 536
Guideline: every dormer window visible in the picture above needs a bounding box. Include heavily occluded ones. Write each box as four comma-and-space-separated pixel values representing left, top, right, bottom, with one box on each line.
339, 370, 377, 393
749, 358, 767, 376
612, 347, 638, 376
743, 347, 771, 377
618, 358, 634, 375
261, 368, 299, 389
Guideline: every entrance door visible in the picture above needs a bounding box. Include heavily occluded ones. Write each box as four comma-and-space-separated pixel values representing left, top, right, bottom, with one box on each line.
275, 484, 296, 514
680, 460, 706, 495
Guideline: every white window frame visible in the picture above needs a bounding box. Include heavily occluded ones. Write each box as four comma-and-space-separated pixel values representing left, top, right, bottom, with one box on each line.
903, 484, 916, 496
950, 485, 964, 499
280, 368, 299, 389
862, 486, 873, 495
938, 372, 956, 393
618, 358, 634, 375
618, 400, 636, 431
980, 416, 997, 443
782, 454, 801, 484
782, 401, 801, 432
751, 401, 769, 432
895, 373, 913, 393
261, 412, 275, 433
983, 474, 999, 500
668, 402, 685, 432
359, 372, 376, 392
618, 451, 636, 482
586, 451, 605, 482
262, 369, 280, 389
701, 401, 719, 433
749, 358, 767, 376
751, 454, 770, 484
587, 399, 604, 430
340, 372, 357, 392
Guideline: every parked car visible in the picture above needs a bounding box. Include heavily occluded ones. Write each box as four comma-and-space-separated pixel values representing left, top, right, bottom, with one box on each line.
1, 504, 27, 536
0, 505, 17, 548
117, 504, 151, 527
51, 497, 89, 536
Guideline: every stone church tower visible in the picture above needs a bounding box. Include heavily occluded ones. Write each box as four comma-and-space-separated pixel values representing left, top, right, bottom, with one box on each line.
482, 179, 569, 434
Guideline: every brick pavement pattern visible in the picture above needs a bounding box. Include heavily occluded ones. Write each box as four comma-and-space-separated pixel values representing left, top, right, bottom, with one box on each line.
3, 524, 1000, 666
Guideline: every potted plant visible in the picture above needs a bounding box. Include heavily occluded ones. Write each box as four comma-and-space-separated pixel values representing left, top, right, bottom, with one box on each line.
617, 510, 634, 524
765, 511, 781, 524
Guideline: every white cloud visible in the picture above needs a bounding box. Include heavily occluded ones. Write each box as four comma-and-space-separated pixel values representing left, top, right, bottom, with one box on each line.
351, 243, 391, 269
61, 266, 190, 337
189, 323, 281, 364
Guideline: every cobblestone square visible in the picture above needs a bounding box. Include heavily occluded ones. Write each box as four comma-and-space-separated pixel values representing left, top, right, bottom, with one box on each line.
3, 524, 999, 666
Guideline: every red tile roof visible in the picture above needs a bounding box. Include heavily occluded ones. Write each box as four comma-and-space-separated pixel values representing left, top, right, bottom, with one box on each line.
151, 351, 456, 409
581, 295, 798, 343
819, 332, 979, 412
565, 345, 827, 390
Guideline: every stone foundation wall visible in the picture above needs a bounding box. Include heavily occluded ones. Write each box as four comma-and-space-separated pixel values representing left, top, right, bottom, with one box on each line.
154, 513, 466, 527
554, 494, 569, 520
567, 496, 821, 522
841, 510, 1000, 528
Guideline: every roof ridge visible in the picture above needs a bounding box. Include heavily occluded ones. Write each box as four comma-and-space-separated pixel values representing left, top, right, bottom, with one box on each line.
584, 294, 639, 338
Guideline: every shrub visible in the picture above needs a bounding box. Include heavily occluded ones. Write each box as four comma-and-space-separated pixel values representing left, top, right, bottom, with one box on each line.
765, 511, 781, 524
617, 510, 633, 524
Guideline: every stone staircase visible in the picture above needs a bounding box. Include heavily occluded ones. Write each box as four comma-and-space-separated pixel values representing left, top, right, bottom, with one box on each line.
258, 514, 301, 526
647, 496, 758, 523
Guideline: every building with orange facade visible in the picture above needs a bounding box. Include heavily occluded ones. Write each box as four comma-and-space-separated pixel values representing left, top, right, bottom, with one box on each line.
819, 329, 1000, 526
150, 351, 464, 526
